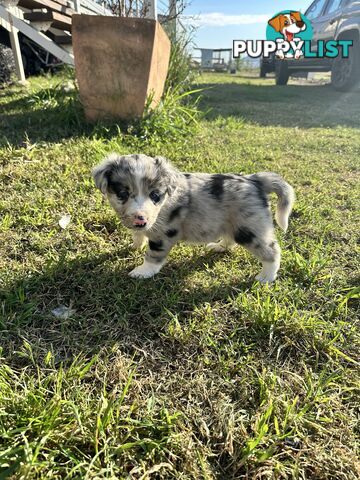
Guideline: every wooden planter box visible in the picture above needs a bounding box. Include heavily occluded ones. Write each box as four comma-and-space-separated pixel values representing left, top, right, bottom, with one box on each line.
72, 15, 171, 122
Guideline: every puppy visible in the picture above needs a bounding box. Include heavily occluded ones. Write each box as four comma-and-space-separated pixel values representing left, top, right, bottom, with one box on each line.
93, 154, 295, 283
268, 11, 306, 59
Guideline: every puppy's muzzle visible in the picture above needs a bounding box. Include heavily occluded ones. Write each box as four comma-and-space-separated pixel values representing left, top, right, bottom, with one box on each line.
133, 214, 147, 229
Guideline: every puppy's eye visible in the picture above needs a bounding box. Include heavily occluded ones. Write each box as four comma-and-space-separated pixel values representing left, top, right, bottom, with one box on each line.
284, 20, 289, 25
113, 187, 129, 202
149, 191, 161, 204
117, 190, 129, 202
107, 179, 129, 202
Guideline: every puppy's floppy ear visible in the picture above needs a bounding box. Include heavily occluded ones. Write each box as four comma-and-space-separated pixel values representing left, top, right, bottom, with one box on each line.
154, 156, 179, 196
92, 153, 118, 194
268, 15, 282, 32
290, 11, 302, 22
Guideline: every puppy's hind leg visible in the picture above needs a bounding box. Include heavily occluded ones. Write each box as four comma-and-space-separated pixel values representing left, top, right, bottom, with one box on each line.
207, 238, 235, 253
255, 255, 280, 283
252, 240, 281, 283
234, 226, 281, 283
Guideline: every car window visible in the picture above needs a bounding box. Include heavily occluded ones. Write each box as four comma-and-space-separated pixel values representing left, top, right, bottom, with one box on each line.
325, 0, 343, 14
306, 0, 327, 19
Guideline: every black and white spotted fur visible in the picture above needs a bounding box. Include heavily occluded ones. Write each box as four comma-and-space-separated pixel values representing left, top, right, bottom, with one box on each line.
93, 153, 295, 282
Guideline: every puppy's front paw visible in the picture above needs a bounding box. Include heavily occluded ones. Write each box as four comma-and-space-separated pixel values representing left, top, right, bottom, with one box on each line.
255, 272, 277, 284
129, 264, 158, 279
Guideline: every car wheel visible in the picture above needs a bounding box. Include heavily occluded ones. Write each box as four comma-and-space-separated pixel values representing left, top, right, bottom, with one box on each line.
331, 39, 360, 91
275, 60, 290, 85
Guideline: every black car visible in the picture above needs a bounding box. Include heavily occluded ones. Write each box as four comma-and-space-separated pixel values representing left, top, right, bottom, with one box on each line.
260, 54, 275, 78
274, 0, 360, 90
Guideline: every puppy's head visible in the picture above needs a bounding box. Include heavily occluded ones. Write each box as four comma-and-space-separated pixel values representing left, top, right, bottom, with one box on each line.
92, 153, 179, 231
268, 12, 306, 41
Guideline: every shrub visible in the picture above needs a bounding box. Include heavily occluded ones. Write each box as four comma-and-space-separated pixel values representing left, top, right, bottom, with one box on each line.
127, 84, 203, 145
0, 44, 15, 85
164, 29, 197, 93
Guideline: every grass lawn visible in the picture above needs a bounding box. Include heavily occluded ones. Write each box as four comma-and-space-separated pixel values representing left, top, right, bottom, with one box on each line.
0, 71, 359, 479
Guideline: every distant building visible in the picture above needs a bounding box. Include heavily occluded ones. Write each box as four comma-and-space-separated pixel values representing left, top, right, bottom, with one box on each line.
193, 48, 234, 72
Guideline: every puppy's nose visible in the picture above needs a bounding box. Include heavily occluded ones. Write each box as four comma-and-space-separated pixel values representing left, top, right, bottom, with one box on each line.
135, 215, 145, 221
296, 21, 304, 28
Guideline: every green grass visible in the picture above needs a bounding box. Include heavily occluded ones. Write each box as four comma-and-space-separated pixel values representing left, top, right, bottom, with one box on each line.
0, 71, 359, 479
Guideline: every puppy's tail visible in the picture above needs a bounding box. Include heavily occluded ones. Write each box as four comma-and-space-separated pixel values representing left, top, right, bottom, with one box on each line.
254, 172, 295, 232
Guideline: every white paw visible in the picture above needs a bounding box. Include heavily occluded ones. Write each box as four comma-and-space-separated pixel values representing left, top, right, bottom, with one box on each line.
207, 242, 227, 253
255, 271, 277, 284
129, 262, 160, 279
129, 266, 154, 279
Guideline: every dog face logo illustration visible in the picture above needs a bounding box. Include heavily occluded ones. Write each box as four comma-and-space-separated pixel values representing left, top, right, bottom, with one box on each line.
266, 10, 312, 59
268, 11, 306, 42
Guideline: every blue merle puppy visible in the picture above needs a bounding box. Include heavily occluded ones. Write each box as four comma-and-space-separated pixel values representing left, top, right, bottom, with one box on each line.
92, 153, 295, 283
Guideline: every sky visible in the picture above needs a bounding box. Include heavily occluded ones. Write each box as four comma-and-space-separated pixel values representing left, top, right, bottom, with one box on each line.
182, 0, 312, 50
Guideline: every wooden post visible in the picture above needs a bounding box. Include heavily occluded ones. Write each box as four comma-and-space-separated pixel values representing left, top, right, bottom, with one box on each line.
147, 0, 157, 20
169, 0, 176, 37
8, 7, 26, 82
74, 0, 81, 13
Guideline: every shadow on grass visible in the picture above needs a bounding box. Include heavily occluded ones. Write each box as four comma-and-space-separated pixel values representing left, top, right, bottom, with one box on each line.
0, 87, 130, 147
1, 245, 252, 362
196, 82, 360, 128
2, 79, 360, 147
